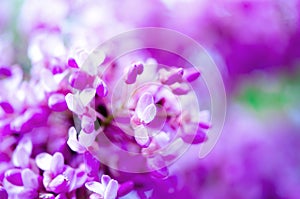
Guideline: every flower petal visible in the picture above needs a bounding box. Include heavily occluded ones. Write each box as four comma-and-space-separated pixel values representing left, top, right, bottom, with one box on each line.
21, 169, 38, 189
183, 68, 200, 82
81, 116, 95, 134
136, 92, 154, 119
50, 152, 64, 176
140, 104, 156, 124
134, 125, 149, 146
48, 93, 67, 112
117, 181, 134, 197
85, 181, 105, 196
125, 65, 138, 84
35, 152, 53, 171
95, 79, 108, 97
47, 174, 69, 194
65, 93, 84, 115
4, 169, 23, 186
12, 138, 32, 168
78, 130, 98, 147
104, 180, 118, 199
101, 175, 111, 187
67, 137, 86, 154
79, 88, 96, 107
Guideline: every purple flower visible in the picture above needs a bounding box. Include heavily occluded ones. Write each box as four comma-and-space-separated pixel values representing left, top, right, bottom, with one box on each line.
3, 168, 39, 199
35, 152, 87, 194
85, 175, 119, 199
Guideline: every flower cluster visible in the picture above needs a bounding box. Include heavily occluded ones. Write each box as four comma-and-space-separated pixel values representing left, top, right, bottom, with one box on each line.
1, 0, 300, 199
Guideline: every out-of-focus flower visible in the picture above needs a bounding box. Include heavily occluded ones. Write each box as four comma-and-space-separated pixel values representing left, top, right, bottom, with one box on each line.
3, 168, 39, 199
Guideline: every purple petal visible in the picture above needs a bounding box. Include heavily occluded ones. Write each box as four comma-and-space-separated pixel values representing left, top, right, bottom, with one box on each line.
96, 80, 108, 97
50, 153, 64, 176
68, 71, 93, 90
104, 180, 118, 199
182, 128, 207, 144
84, 152, 100, 179
161, 68, 183, 85
101, 175, 111, 187
135, 63, 144, 74
11, 108, 49, 132
0, 186, 8, 199
125, 65, 138, 84
36, 153, 52, 171
117, 181, 134, 197
48, 93, 67, 112
4, 169, 23, 186
0, 66, 12, 77
151, 167, 169, 179
85, 181, 105, 196
171, 83, 190, 95
0, 102, 14, 114
183, 68, 201, 82
67, 58, 79, 68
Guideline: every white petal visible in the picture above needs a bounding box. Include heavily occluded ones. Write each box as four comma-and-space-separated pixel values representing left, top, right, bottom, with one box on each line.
82, 49, 105, 76
78, 130, 98, 147
19, 137, 33, 154
67, 127, 86, 153
21, 168, 38, 189
154, 131, 170, 147
50, 152, 64, 175
104, 180, 118, 199
35, 152, 53, 171
141, 104, 156, 123
41, 69, 58, 92
85, 181, 105, 196
134, 125, 149, 146
65, 93, 85, 114
79, 88, 96, 107
136, 92, 154, 119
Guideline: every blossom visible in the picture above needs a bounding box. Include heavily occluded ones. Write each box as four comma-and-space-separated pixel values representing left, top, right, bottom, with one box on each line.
85, 175, 119, 199
35, 152, 87, 194
3, 168, 39, 199
0, 0, 299, 198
